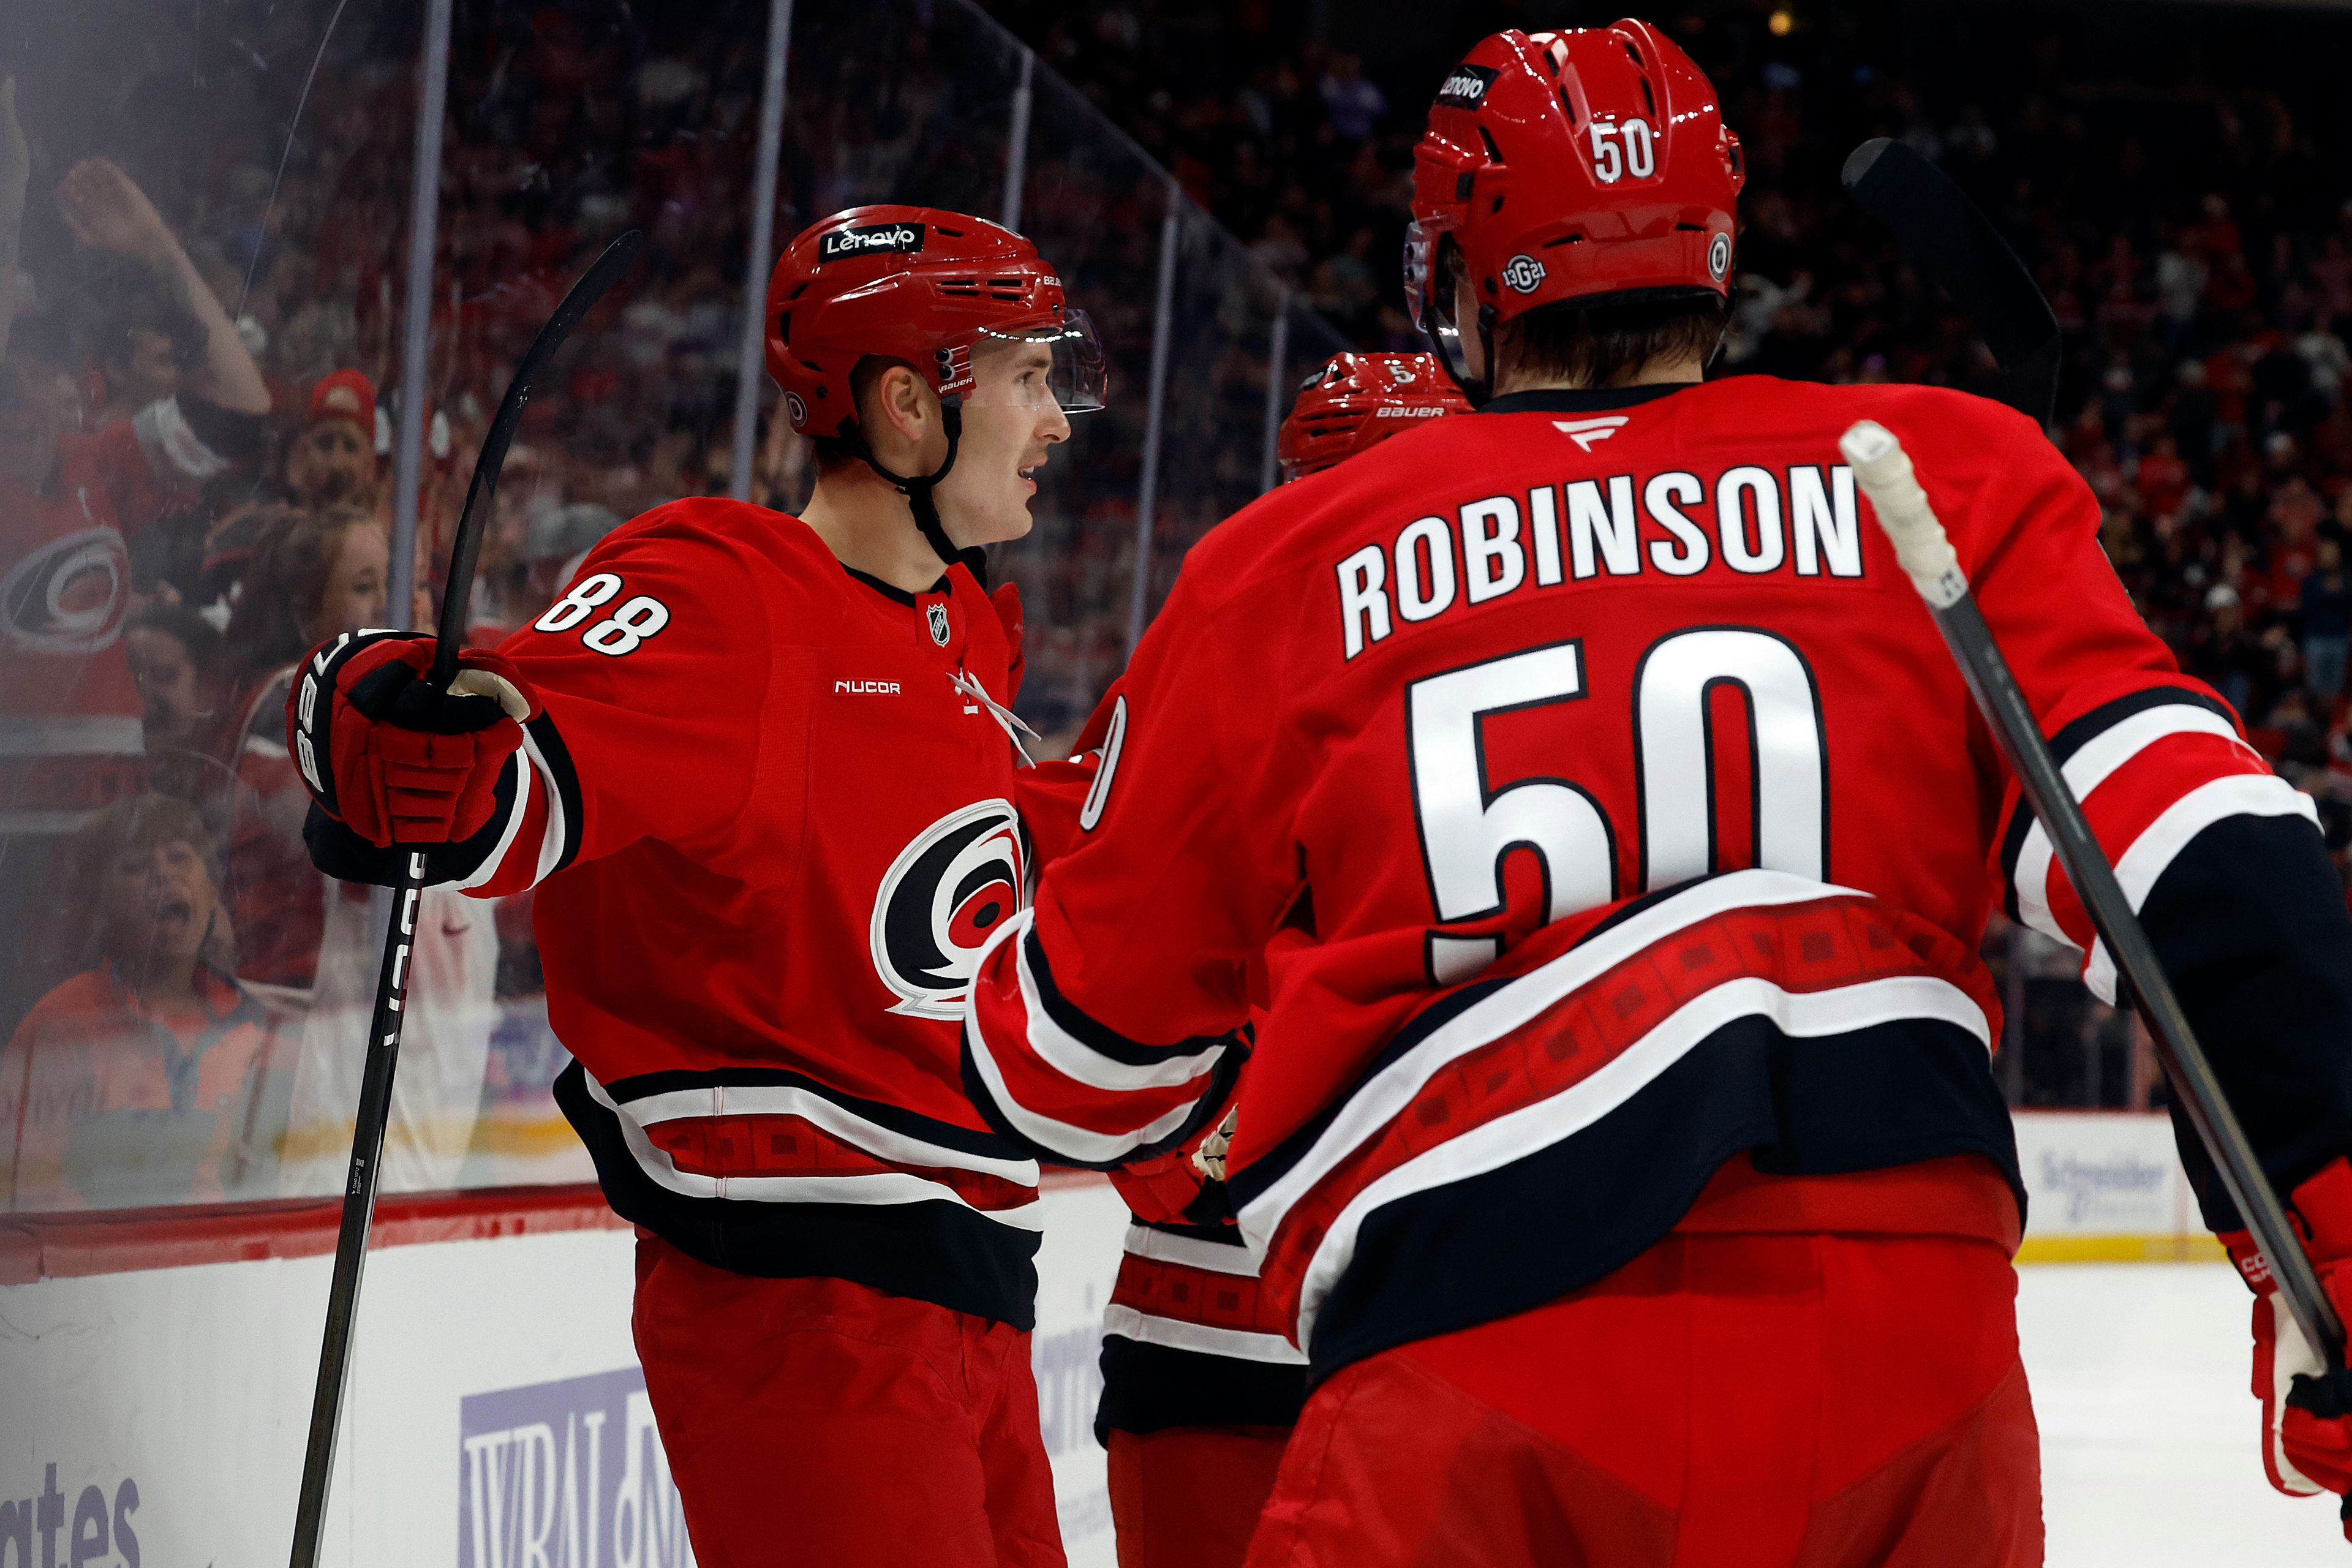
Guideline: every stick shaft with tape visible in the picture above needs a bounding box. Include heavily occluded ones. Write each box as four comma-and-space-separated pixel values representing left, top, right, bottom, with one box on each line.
1840, 417, 2345, 1368
288, 230, 643, 1568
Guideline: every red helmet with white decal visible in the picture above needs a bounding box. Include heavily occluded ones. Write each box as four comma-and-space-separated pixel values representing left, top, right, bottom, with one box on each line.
764, 205, 1106, 565
1276, 352, 1472, 481
1408, 23, 1744, 398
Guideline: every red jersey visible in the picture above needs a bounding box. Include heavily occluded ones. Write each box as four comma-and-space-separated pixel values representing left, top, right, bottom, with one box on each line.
438, 498, 1042, 1324
965, 377, 2352, 1380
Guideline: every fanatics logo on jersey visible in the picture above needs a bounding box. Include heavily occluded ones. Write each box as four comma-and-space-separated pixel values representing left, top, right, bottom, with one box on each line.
1502, 255, 1547, 295
928, 603, 952, 646
819, 222, 927, 262
1435, 63, 1498, 109
870, 799, 1026, 1019
1554, 416, 1629, 452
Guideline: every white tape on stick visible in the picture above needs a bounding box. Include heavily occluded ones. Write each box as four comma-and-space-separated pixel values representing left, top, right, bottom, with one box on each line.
1839, 420, 1968, 608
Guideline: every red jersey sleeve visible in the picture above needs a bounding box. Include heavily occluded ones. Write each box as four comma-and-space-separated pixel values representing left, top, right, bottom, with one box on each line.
964, 580, 1284, 1166
460, 508, 778, 897
1921, 403, 2352, 1212
1938, 409, 2316, 998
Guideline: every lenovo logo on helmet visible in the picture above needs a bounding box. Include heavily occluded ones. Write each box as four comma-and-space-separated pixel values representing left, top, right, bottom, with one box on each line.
1435, 63, 1497, 110
819, 222, 927, 262
1501, 255, 1547, 295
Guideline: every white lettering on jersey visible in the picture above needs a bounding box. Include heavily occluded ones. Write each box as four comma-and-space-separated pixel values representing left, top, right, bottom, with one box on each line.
1335, 465, 1864, 660
834, 680, 903, 694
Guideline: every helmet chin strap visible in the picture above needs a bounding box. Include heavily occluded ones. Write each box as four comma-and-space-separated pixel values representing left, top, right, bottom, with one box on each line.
850, 404, 989, 584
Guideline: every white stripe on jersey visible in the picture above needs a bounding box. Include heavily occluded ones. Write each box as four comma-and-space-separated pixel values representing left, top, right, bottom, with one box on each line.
1275, 970, 1989, 1354
2012, 703, 2253, 943
962, 912, 1226, 1163
1235, 869, 1870, 1253
1121, 1221, 1265, 1276
452, 748, 535, 892
581, 1069, 1044, 1227
1101, 1305, 1309, 1365
2079, 773, 2320, 1003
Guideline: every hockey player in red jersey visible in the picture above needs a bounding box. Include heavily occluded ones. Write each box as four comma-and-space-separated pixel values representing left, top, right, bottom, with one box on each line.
288, 206, 1104, 1567
960, 24, 2352, 1566
1087, 351, 1469, 1568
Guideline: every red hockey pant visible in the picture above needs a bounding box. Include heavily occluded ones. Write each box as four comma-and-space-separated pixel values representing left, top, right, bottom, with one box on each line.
631, 1235, 1066, 1567
1244, 1231, 2041, 1568
1109, 1424, 1293, 1568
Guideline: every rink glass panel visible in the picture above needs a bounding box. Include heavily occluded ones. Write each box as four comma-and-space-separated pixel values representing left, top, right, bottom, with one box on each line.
0, 1, 2141, 1218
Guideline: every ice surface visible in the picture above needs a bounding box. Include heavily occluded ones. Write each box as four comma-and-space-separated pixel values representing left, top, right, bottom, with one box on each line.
2021, 1262, 2343, 1565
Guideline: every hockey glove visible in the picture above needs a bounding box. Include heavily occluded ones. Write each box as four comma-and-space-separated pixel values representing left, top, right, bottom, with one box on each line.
2222, 1155, 2352, 1529
287, 630, 535, 848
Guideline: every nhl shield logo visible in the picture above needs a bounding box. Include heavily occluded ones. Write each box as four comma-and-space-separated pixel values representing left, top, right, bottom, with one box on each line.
1501, 255, 1547, 295
927, 603, 951, 646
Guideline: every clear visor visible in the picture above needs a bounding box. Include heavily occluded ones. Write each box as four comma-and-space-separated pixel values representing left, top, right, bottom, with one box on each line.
963, 308, 1109, 414
1403, 221, 1475, 389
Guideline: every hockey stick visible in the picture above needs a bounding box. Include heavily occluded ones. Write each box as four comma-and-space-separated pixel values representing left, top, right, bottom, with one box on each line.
1839, 420, 2347, 1382
1842, 138, 2062, 428
288, 228, 644, 1568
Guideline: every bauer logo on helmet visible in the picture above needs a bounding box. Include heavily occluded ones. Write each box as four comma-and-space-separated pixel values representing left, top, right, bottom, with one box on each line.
818, 222, 928, 262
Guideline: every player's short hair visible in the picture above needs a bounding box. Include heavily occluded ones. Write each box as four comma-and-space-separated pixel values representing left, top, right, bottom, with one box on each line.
1503, 294, 1728, 390
809, 356, 914, 473
1447, 244, 1725, 390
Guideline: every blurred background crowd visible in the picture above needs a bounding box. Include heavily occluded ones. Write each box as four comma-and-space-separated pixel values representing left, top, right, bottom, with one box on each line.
4, 0, 2347, 1214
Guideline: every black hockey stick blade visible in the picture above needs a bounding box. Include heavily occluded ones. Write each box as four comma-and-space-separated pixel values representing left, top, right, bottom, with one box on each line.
288, 228, 643, 1568
1843, 138, 2060, 428
434, 227, 645, 683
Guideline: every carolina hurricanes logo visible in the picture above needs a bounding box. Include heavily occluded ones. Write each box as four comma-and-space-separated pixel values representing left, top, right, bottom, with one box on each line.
2, 527, 130, 655
870, 798, 1027, 1018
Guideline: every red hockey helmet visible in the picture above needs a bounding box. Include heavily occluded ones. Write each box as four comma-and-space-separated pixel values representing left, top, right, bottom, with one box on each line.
766, 205, 1104, 437
1276, 352, 1472, 481
1407, 23, 1744, 398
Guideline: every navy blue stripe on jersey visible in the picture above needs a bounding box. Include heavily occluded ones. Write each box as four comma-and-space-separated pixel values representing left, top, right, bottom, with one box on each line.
1023, 925, 1237, 1070
1227, 976, 1507, 1213
525, 709, 586, 876
2136, 813, 2352, 1232
1297, 1011, 2019, 1384
963, 912, 1245, 1167
601, 1063, 1028, 1164
1095, 1338, 1309, 1441
1995, 684, 2241, 921
555, 1060, 1042, 1328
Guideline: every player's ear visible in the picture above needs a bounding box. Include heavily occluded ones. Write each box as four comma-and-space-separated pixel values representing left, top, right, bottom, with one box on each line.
866, 361, 939, 467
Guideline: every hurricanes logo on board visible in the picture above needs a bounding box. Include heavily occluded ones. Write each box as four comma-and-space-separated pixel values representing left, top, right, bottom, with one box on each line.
870, 799, 1027, 1019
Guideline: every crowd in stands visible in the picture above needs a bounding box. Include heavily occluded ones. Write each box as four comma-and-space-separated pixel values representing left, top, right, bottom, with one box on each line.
8, 0, 2349, 1208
